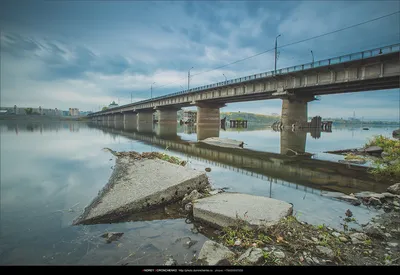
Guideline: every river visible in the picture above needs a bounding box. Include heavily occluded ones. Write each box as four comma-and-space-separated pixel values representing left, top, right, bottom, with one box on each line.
0, 120, 397, 265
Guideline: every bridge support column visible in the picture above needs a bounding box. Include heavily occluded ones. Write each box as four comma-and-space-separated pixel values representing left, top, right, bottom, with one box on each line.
114, 113, 124, 129
280, 129, 307, 155
157, 108, 179, 124
196, 103, 225, 140
137, 111, 153, 133
124, 112, 137, 131
281, 96, 314, 129
155, 107, 179, 138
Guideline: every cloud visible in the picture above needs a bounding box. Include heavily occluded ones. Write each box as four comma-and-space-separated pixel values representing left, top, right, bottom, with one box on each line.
0, 0, 398, 119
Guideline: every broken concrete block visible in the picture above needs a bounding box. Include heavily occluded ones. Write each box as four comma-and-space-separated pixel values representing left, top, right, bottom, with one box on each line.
73, 156, 209, 225
193, 193, 293, 230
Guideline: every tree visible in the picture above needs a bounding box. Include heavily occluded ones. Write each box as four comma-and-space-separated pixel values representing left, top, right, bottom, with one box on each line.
102, 106, 108, 111
25, 108, 33, 115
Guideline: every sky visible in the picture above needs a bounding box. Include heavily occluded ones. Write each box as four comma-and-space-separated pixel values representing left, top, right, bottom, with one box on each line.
0, 0, 399, 120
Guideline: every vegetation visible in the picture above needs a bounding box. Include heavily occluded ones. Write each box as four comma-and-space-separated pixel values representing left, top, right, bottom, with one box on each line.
365, 135, 400, 180
24, 108, 33, 114
102, 107, 108, 111
322, 118, 399, 126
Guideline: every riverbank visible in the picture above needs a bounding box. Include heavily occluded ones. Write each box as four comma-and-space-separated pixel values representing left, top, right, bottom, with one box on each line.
185, 184, 400, 266
0, 115, 90, 121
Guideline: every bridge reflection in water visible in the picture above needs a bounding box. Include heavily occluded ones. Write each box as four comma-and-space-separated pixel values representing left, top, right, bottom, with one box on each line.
89, 120, 390, 195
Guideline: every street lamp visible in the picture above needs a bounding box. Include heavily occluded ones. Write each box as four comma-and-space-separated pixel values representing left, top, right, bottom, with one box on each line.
188, 67, 194, 90
223, 73, 227, 82
131, 92, 132, 103
274, 34, 281, 74
311, 50, 314, 67
150, 82, 156, 99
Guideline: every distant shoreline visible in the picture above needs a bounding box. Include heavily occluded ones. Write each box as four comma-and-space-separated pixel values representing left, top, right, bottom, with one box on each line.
0, 115, 90, 121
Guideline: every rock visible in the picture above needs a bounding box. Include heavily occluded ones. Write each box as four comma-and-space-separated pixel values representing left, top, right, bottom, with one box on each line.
183, 239, 198, 249
100, 232, 124, 243
369, 197, 382, 206
197, 240, 235, 266
364, 224, 386, 239
272, 250, 286, 259
209, 189, 224, 196
73, 157, 209, 225
387, 242, 398, 248
365, 146, 383, 156
193, 193, 293, 230
184, 202, 193, 212
339, 236, 348, 243
311, 237, 319, 243
322, 192, 362, 205
182, 190, 204, 205
332, 232, 341, 238
350, 232, 369, 244
354, 191, 386, 200
393, 129, 400, 138
312, 257, 320, 264
215, 259, 231, 265
164, 257, 177, 266
382, 192, 400, 199
237, 248, 264, 264
205, 168, 211, 172
393, 201, 400, 207
316, 246, 334, 259
199, 137, 244, 149
381, 151, 390, 158
234, 240, 241, 246
387, 183, 400, 195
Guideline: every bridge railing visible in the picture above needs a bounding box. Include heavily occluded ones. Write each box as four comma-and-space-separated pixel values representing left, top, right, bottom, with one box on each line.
90, 43, 400, 116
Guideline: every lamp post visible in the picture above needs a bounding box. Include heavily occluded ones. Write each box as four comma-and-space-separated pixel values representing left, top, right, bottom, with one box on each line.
150, 82, 155, 99
131, 92, 132, 103
188, 67, 194, 89
311, 50, 314, 67
274, 34, 281, 74
223, 73, 227, 83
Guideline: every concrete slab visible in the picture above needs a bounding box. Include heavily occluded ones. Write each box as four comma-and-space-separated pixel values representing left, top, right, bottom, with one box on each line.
199, 137, 244, 149
193, 193, 293, 230
73, 156, 209, 225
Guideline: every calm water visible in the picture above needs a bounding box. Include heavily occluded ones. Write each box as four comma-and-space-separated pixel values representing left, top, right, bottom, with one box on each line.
0, 120, 397, 265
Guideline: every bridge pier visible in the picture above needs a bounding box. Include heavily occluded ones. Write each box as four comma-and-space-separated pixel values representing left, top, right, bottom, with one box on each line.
157, 107, 179, 124
281, 96, 314, 129
280, 129, 307, 155
136, 111, 154, 133
124, 113, 137, 131
196, 103, 225, 140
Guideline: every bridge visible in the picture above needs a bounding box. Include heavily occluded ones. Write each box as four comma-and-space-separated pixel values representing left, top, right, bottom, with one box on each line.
88, 44, 400, 130
88, 120, 392, 195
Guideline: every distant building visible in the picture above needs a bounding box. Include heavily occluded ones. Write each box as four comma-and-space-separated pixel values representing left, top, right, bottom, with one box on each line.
183, 111, 197, 123
69, 108, 79, 116
108, 101, 118, 109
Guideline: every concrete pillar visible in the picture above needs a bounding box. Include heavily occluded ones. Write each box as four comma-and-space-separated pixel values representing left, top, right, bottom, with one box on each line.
137, 111, 153, 133
280, 129, 307, 155
196, 103, 224, 127
157, 108, 179, 124
114, 114, 124, 129
281, 97, 314, 129
197, 125, 220, 140
155, 124, 178, 138
124, 113, 137, 131
196, 103, 224, 140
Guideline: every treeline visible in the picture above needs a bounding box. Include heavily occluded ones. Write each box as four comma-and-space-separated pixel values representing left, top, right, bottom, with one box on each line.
323, 118, 399, 125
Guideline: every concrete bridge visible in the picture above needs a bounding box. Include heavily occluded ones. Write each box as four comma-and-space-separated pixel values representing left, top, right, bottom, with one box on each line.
88, 120, 391, 194
88, 44, 400, 129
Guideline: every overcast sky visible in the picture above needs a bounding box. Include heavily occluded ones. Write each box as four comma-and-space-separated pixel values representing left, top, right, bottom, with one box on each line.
0, 0, 399, 120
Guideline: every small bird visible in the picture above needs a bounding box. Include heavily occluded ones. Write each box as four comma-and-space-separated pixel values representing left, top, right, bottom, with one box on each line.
345, 209, 353, 218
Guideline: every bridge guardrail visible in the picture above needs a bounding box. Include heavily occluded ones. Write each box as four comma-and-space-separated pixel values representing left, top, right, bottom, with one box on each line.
90, 43, 400, 116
